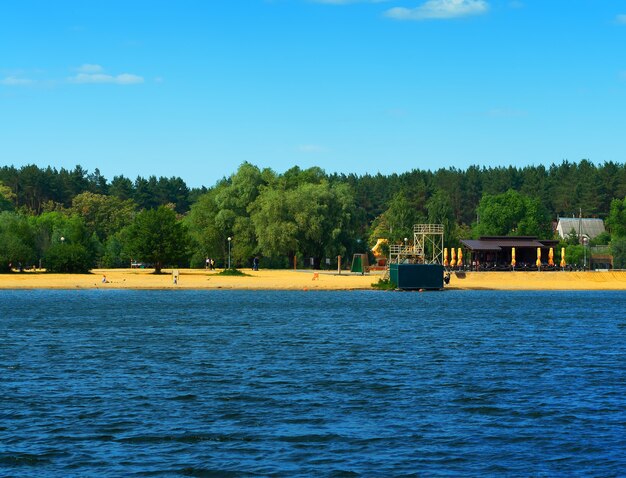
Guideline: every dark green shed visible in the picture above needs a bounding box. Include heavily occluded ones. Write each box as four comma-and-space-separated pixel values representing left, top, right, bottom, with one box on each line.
389, 263, 444, 290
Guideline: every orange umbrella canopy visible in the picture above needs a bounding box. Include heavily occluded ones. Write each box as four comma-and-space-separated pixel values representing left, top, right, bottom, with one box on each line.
450, 248, 457, 267
443, 248, 449, 267
548, 247, 554, 266
560, 247, 566, 267
536, 247, 542, 267
457, 248, 463, 267
511, 247, 516, 267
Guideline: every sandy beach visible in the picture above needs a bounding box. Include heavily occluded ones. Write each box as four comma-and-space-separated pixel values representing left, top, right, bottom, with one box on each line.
2, 268, 626, 291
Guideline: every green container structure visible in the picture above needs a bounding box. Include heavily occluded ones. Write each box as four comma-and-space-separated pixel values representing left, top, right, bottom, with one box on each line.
350, 254, 369, 274
389, 263, 444, 290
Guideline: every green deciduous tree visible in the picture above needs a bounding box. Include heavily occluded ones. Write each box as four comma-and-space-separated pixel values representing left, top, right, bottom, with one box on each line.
251, 180, 357, 267
474, 189, 551, 238
44, 243, 92, 273
606, 197, 626, 238
122, 206, 190, 273
0, 212, 36, 272
71, 191, 136, 241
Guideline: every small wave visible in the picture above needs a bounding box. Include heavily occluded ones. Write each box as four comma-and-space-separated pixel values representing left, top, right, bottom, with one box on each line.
169, 394, 198, 401
0, 452, 51, 466
277, 433, 342, 444
117, 433, 241, 444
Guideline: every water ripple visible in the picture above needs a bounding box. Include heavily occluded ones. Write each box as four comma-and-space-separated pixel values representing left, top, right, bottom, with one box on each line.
1, 289, 625, 476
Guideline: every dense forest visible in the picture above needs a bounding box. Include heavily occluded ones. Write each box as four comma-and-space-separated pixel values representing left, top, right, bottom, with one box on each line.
2, 159, 626, 273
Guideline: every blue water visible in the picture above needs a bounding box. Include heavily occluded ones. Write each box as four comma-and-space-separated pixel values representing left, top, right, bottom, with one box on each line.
1, 290, 625, 477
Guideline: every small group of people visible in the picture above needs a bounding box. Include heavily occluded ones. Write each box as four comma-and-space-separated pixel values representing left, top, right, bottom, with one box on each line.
205, 257, 216, 270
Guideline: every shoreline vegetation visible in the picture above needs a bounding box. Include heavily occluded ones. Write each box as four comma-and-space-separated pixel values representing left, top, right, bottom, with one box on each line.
2, 269, 626, 291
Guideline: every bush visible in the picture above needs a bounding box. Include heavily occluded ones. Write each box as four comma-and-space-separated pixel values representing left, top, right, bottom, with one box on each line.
44, 243, 92, 273
371, 278, 396, 290
218, 268, 249, 276
189, 252, 207, 269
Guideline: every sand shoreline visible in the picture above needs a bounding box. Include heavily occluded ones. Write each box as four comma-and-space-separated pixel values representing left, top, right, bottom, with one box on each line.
2, 268, 626, 291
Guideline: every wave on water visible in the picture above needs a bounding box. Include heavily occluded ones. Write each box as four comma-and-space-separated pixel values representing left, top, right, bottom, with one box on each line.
1, 289, 625, 476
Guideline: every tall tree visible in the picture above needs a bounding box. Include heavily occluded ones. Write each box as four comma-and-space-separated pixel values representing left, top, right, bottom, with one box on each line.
122, 206, 190, 273
474, 189, 551, 238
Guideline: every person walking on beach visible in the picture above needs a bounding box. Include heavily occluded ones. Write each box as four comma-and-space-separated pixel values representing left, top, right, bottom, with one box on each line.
253, 256, 259, 271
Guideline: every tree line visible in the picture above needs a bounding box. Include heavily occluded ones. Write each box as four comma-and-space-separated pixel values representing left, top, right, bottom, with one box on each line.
3, 159, 626, 273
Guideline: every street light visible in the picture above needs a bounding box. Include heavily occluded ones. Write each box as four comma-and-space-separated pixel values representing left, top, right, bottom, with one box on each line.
227, 236, 232, 269
583, 236, 588, 270
60, 236, 65, 244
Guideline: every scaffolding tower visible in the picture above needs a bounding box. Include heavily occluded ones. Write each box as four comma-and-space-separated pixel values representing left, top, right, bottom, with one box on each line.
388, 224, 444, 265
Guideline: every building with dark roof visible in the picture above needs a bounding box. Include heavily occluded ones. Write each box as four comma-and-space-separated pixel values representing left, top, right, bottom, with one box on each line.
460, 236, 560, 270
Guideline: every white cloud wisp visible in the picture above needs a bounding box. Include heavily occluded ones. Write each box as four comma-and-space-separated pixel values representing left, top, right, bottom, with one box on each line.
385, 0, 488, 20
68, 64, 144, 85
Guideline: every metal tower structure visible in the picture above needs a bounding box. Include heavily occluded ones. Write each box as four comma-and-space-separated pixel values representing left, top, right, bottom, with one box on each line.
388, 224, 444, 265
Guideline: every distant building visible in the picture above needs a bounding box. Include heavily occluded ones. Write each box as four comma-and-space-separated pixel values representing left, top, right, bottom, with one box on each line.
555, 217, 605, 241
460, 236, 559, 270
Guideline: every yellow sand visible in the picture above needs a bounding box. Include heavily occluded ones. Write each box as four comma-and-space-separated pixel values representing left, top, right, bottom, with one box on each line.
448, 270, 626, 290
2, 268, 626, 290
0, 269, 376, 291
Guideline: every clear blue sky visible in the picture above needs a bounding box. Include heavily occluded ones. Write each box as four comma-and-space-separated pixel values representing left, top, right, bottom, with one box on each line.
2, 1, 625, 188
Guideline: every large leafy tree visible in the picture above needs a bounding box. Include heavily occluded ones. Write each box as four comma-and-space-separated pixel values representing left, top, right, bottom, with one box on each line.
369, 191, 424, 246
251, 180, 356, 267
29, 212, 96, 272
0, 212, 36, 272
123, 206, 190, 273
71, 192, 136, 241
474, 189, 551, 238
186, 163, 274, 267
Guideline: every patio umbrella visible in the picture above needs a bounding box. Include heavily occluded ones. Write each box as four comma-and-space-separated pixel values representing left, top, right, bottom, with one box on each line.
457, 248, 463, 268
548, 247, 554, 266
450, 247, 456, 267
443, 248, 449, 267
560, 247, 566, 268
511, 247, 516, 267
536, 247, 542, 268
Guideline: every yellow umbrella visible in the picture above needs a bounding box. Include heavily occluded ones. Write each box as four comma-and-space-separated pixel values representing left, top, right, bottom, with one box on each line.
457, 248, 463, 268
443, 248, 449, 267
536, 247, 542, 268
560, 247, 566, 268
450, 248, 457, 267
511, 247, 516, 267
548, 247, 554, 266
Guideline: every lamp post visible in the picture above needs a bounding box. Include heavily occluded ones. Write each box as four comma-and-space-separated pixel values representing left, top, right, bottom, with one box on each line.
227, 236, 232, 269
583, 236, 588, 270
60, 236, 65, 244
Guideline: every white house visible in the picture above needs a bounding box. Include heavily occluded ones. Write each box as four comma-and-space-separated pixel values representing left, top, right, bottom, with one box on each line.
556, 217, 606, 241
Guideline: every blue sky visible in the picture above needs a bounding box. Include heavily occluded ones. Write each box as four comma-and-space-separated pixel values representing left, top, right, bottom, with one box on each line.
1, 0, 626, 188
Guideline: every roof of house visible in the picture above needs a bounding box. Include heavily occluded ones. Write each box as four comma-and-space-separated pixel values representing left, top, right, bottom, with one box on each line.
556, 217, 605, 239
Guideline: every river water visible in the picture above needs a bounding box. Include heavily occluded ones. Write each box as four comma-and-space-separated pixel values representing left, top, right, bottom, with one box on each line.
1, 290, 625, 476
